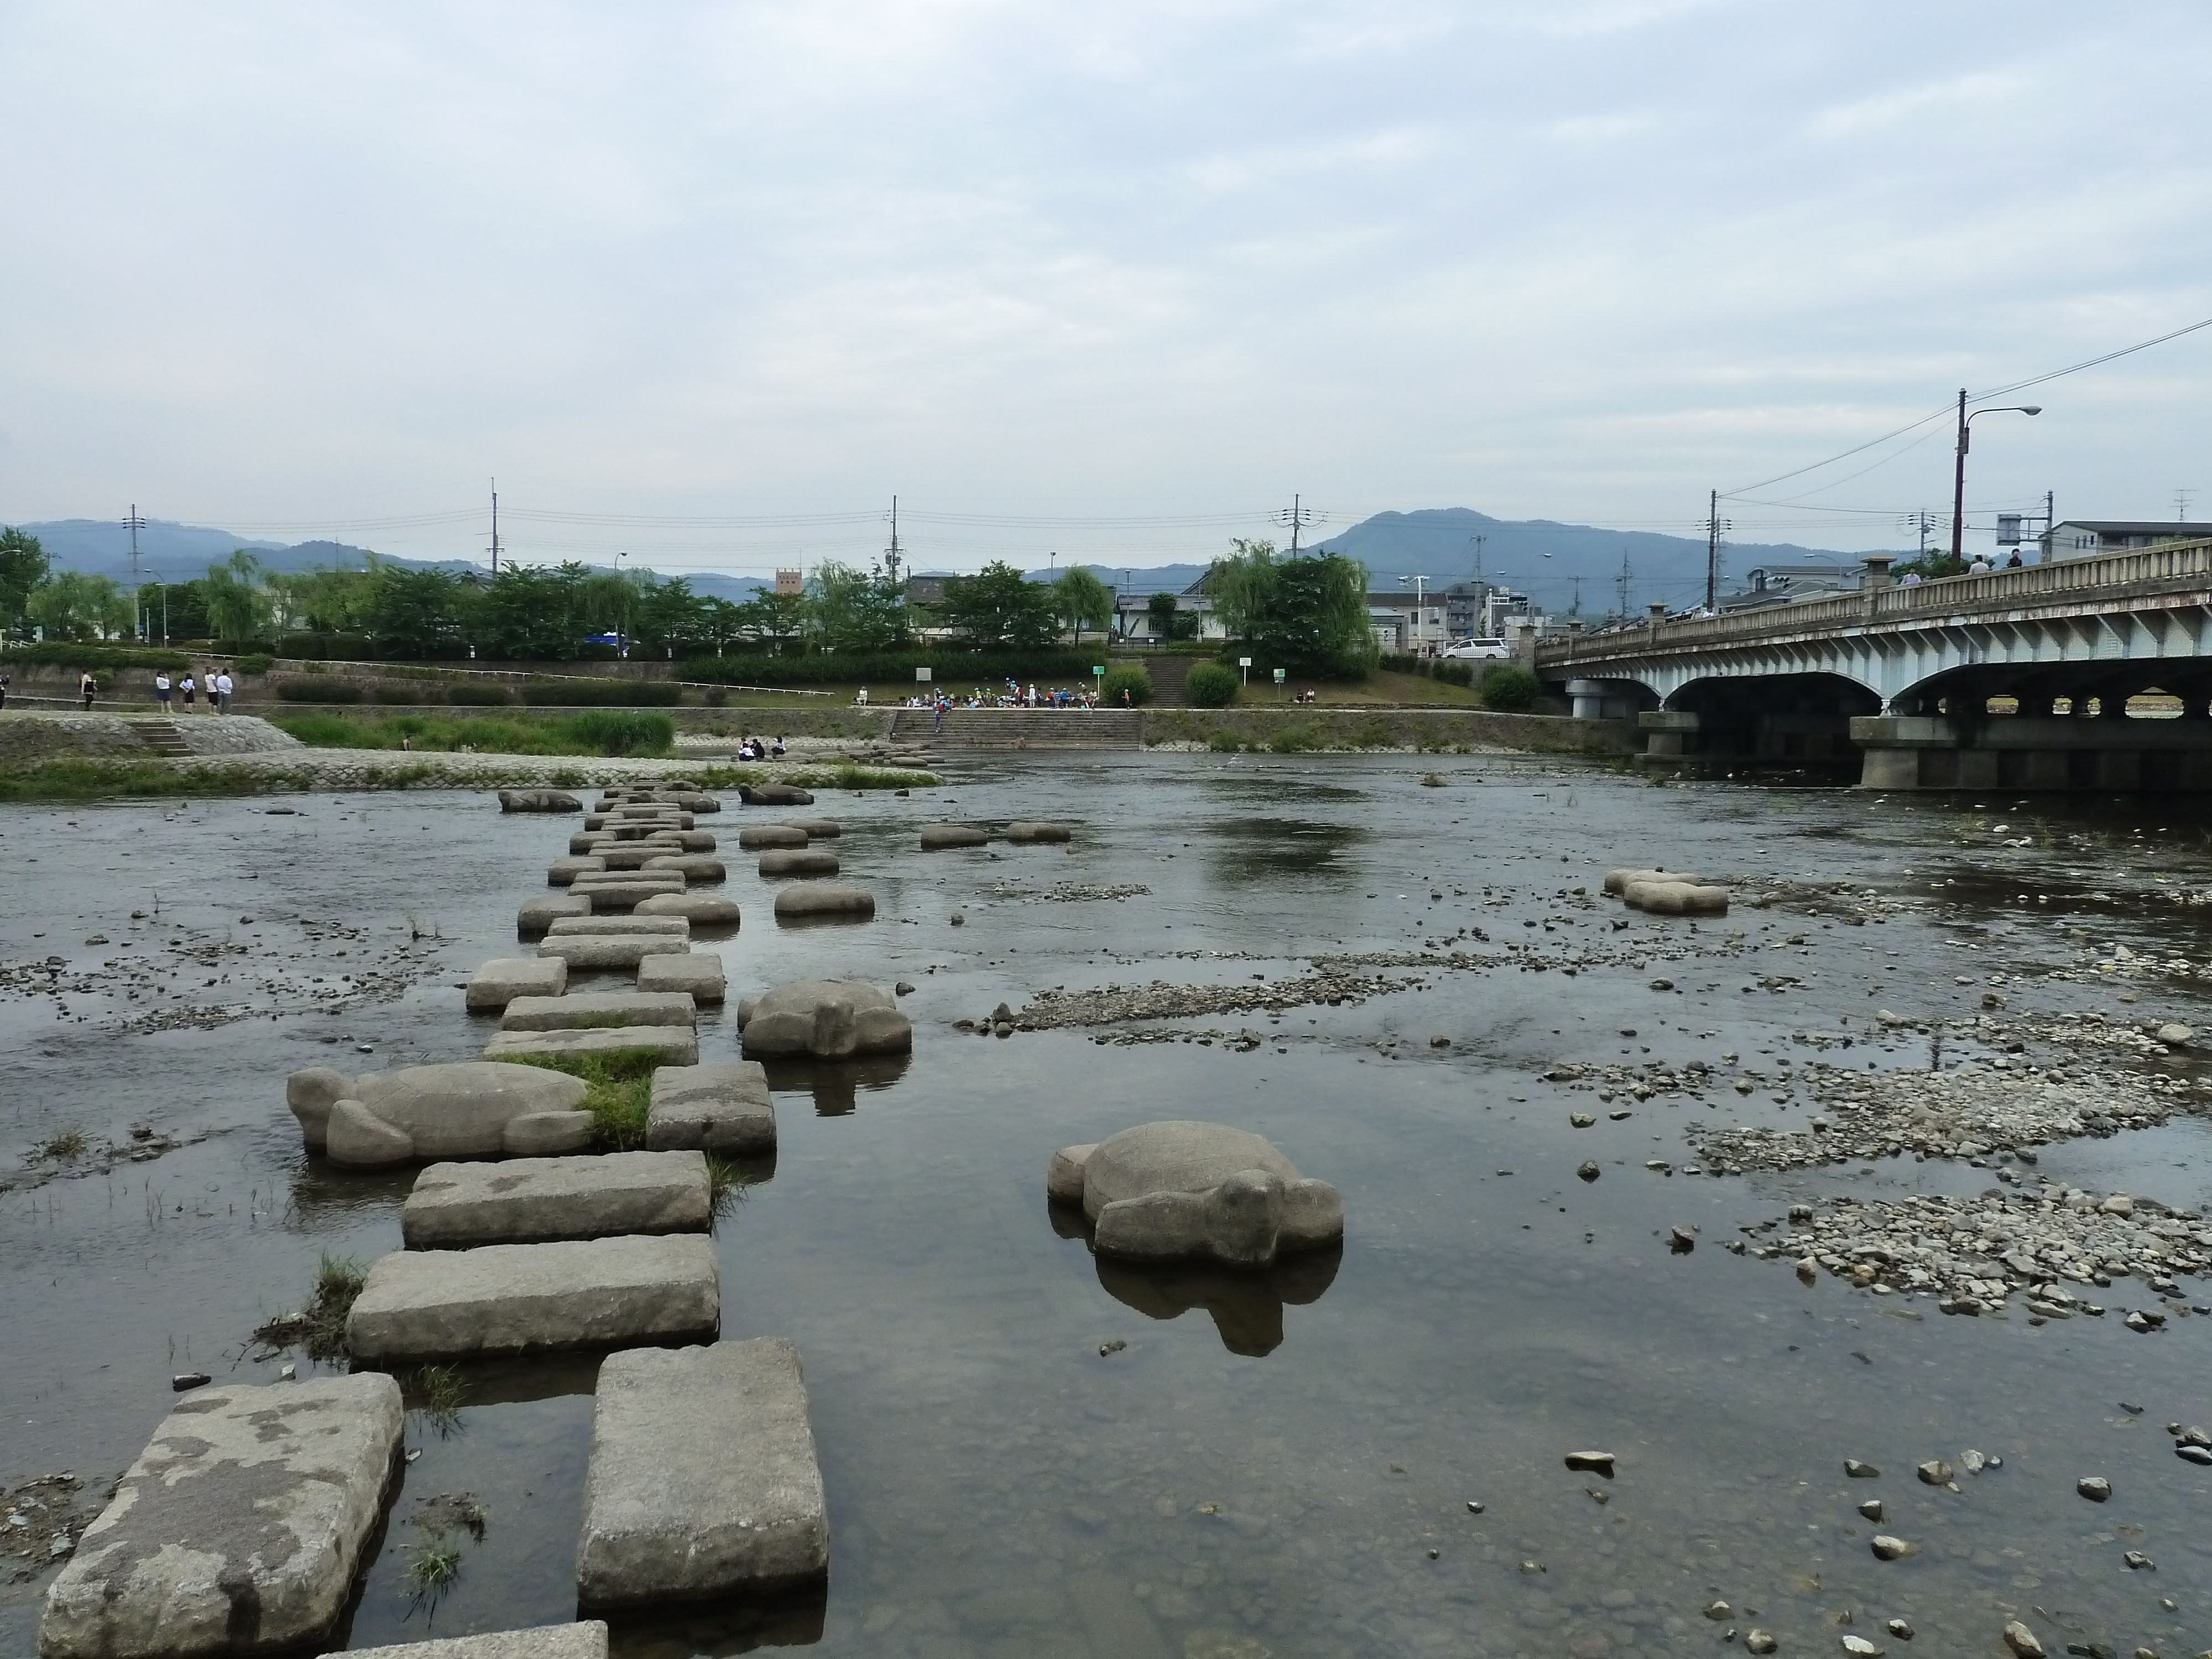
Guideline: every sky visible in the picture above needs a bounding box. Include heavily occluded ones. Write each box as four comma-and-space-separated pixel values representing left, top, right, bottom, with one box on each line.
3, 0, 2209, 580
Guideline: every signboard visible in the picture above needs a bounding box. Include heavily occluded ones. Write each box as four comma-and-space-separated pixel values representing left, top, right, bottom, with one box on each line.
1272, 667, 1286, 684
1092, 666, 1105, 676
1238, 656, 1251, 667
915, 667, 932, 682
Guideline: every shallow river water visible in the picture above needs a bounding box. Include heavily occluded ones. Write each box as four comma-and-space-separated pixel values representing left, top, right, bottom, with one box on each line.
5, 755, 2212, 1657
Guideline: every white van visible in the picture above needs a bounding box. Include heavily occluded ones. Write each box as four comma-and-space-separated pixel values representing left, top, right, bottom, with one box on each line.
1440, 638, 1510, 661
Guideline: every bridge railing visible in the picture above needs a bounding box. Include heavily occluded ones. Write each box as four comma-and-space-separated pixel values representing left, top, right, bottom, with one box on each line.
1539, 537, 2212, 665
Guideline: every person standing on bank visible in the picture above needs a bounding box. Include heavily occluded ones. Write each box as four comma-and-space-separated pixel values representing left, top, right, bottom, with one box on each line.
179, 671, 195, 711
0, 670, 11, 709
215, 669, 234, 713
80, 671, 97, 711
154, 671, 172, 710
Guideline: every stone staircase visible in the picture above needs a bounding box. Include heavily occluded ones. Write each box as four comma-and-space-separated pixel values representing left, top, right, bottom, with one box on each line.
127, 718, 194, 758
889, 707, 1144, 750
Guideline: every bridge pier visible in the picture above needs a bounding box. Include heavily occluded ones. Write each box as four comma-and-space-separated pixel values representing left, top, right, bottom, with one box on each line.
1851, 714, 2212, 791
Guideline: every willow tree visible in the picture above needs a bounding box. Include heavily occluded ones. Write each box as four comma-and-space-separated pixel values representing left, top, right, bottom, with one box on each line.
1206, 538, 1374, 675
1050, 566, 1113, 644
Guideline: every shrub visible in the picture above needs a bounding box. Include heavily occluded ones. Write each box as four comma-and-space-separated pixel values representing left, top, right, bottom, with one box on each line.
2, 643, 190, 673
445, 680, 513, 706
278, 632, 377, 661
1185, 662, 1239, 707
1479, 663, 1539, 712
274, 677, 363, 703
1269, 721, 1319, 753
371, 684, 432, 705
233, 652, 276, 676
521, 679, 682, 706
1099, 664, 1153, 707
1430, 659, 1474, 686
1207, 728, 1242, 752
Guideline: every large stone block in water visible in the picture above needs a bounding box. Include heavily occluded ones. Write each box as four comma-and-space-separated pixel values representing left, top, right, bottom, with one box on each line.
644, 853, 727, 882
518, 895, 591, 939
40, 1375, 403, 1659
738, 825, 808, 849
577, 1339, 828, 1610
536, 933, 692, 968
648, 1061, 775, 1155
919, 823, 989, 849
1603, 865, 1698, 896
546, 914, 690, 938
757, 848, 839, 878
573, 877, 686, 912
349, 1624, 607, 1658
403, 1151, 712, 1247
287, 1060, 591, 1166
347, 1234, 720, 1362
771, 881, 874, 922
1004, 821, 1073, 842
636, 891, 742, 927
1623, 878, 1728, 916
499, 789, 583, 814
1047, 1121, 1343, 1269
737, 782, 813, 805
466, 956, 569, 1011
484, 1025, 700, 1067
778, 817, 841, 839
738, 978, 910, 1058
594, 842, 681, 870
636, 952, 725, 1003
500, 991, 697, 1032
549, 855, 607, 886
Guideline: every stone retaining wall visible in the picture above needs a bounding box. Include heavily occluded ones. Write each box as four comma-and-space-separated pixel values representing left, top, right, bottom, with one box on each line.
0, 711, 305, 761
1139, 706, 1637, 756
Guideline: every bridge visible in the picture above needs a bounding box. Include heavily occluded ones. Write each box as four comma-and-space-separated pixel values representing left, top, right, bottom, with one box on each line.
1533, 538, 2212, 790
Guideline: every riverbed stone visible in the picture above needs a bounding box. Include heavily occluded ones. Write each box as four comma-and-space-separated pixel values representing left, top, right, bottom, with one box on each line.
499, 789, 583, 813
739, 825, 809, 849
402, 1152, 712, 1247
536, 933, 693, 968
648, 1061, 776, 1155
738, 978, 911, 1058
347, 1234, 720, 1361
500, 990, 698, 1032
549, 855, 608, 885
576, 1339, 828, 1610
547, 914, 691, 938
757, 848, 840, 877
518, 895, 592, 938
348, 1624, 608, 1658
637, 952, 726, 1003
637, 892, 743, 927
738, 782, 814, 805
919, 823, 990, 849
1623, 878, 1729, 916
1603, 866, 1699, 895
484, 1025, 701, 1067
288, 1061, 591, 1165
40, 1375, 404, 1659
1048, 1121, 1343, 1268
1004, 821, 1073, 842
771, 881, 874, 922
467, 956, 569, 1011
644, 853, 727, 882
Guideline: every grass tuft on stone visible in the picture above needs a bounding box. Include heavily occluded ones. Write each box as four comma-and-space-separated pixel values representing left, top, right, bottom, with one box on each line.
254, 1251, 367, 1362
35, 1127, 87, 1160
502, 1048, 663, 1149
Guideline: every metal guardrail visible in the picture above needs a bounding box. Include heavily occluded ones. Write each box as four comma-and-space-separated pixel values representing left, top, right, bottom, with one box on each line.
1538, 538, 2212, 665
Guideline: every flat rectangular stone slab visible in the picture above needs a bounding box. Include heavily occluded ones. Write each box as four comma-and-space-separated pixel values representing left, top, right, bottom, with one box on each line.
40, 1375, 404, 1658
518, 895, 591, 938
349, 1625, 608, 1659
573, 878, 687, 911
547, 915, 690, 938
348, 1235, 720, 1362
549, 855, 608, 885
537, 935, 694, 968
577, 1339, 827, 1610
636, 952, 726, 1003
484, 1026, 701, 1066
467, 956, 569, 1011
501, 990, 698, 1032
647, 1061, 775, 1155
403, 1151, 712, 1247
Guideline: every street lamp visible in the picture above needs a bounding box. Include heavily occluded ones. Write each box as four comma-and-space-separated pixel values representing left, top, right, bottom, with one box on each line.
1950, 393, 2042, 567
1398, 573, 1436, 654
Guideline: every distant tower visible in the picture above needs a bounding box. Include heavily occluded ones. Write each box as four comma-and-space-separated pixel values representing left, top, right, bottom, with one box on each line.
775, 569, 804, 594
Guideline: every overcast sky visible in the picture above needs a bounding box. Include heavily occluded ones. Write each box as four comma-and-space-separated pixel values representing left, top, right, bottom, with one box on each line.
3, 1, 2208, 575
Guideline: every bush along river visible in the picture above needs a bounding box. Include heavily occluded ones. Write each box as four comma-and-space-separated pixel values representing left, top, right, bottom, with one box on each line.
2, 757, 2211, 1657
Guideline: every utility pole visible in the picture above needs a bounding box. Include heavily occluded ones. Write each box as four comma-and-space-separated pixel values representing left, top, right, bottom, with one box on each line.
1568, 575, 1584, 616
2179, 488, 2196, 523
487, 479, 502, 574
885, 495, 904, 583
1949, 388, 1969, 567
1702, 491, 1729, 612
123, 504, 147, 641
1615, 550, 1632, 618
1274, 494, 1319, 553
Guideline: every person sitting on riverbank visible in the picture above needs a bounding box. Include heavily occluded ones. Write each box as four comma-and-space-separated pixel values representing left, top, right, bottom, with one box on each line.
771, 735, 786, 758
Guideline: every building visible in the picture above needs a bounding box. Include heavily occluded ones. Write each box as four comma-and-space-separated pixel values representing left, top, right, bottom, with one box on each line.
1721, 562, 1862, 611
2040, 521, 2212, 562
774, 568, 804, 594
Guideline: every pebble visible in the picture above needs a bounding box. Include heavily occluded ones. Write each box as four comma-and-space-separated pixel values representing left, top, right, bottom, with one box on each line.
1870, 1533, 1917, 1559
1745, 1632, 1777, 1655
1858, 1498, 1884, 1520
1464, 1499, 1484, 1514
2078, 1475, 2111, 1501
1564, 1451, 1616, 1476
1960, 1448, 1987, 1474
1885, 1619, 1913, 1640
2001, 1621, 2046, 1659
170, 1372, 210, 1391
1841, 1636, 1885, 1657
1577, 1161, 1600, 1182
1570, 1113, 1596, 1128
2124, 1548, 2154, 1570
1845, 1458, 1880, 1478
1916, 1459, 1953, 1485
1702, 1600, 1730, 1620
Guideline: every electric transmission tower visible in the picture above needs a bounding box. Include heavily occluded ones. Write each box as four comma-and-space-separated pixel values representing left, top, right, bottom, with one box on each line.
123, 504, 147, 640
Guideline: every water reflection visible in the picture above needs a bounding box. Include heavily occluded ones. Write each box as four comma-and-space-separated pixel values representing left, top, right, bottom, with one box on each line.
758, 1053, 913, 1117
607, 1584, 826, 1656
1203, 817, 1365, 884
1049, 1202, 1343, 1356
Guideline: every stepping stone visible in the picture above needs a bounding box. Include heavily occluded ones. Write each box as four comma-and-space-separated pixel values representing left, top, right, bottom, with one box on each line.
501, 990, 697, 1032
347, 1234, 720, 1362
1005, 821, 1073, 842
637, 951, 726, 1003
919, 823, 989, 849
498, 790, 582, 814
573, 877, 687, 912
349, 1624, 607, 1658
518, 895, 591, 939
536, 934, 693, 969
467, 956, 568, 1011
778, 817, 841, 839
644, 853, 727, 882
577, 1339, 828, 1611
403, 1151, 712, 1247
583, 813, 691, 832
596, 843, 682, 870
40, 1375, 404, 1659
739, 979, 910, 1058
737, 782, 813, 805
547, 914, 690, 938
773, 881, 875, 922
757, 848, 839, 878
648, 1061, 775, 1154
738, 825, 808, 849
549, 855, 608, 885
484, 1025, 700, 1067
638, 892, 742, 927
667, 830, 717, 852
289, 1060, 592, 1166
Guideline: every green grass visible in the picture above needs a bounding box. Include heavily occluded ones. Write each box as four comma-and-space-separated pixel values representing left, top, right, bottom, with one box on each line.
0, 760, 281, 801
35, 1128, 87, 1160
253, 1252, 366, 1363
500, 1050, 662, 1148
405, 1365, 467, 1437
269, 709, 676, 757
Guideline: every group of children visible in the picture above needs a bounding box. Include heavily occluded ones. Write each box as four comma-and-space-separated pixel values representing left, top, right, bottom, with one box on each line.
143, 669, 234, 713
734, 734, 787, 760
